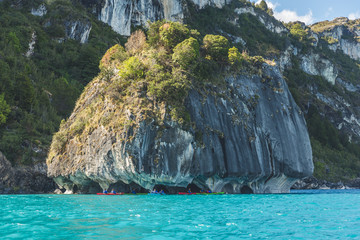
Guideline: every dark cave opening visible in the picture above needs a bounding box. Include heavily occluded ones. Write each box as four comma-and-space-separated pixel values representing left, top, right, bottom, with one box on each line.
240, 185, 254, 194
109, 181, 147, 193
186, 183, 202, 193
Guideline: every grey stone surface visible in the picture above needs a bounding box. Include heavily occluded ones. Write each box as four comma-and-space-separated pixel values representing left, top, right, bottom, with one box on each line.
0, 151, 55, 194
64, 20, 92, 44
234, 6, 288, 34
48, 65, 314, 194
311, 18, 360, 61
300, 52, 338, 85
31, 4, 47, 17
90, 0, 231, 36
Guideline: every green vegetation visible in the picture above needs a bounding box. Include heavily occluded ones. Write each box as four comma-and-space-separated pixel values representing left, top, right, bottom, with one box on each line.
202, 35, 230, 61
311, 18, 360, 33
228, 46, 243, 66
321, 35, 339, 44
255, 0, 273, 16
185, 0, 286, 56
312, 138, 360, 182
48, 20, 270, 163
159, 22, 190, 49
0, 94, 10, 125
119, 57, 146, 79
0, 0, 123, 165
289, 23, 308, 42
172, 37, 200, 68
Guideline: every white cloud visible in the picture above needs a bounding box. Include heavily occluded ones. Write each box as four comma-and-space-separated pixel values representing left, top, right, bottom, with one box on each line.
256, 0, 278, 11
349, 12, 360, 20
255, 0, 315, 25
274, 9, 314, 25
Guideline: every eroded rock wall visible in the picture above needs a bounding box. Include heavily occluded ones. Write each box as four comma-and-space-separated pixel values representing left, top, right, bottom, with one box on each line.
300, 52, 338, 85
97, 0, 231, 36
47, 65, 313, 194
0, 152, 55, 194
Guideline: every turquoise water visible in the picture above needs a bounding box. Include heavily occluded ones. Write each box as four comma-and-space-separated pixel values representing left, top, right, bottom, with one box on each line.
1, 190, 360, 239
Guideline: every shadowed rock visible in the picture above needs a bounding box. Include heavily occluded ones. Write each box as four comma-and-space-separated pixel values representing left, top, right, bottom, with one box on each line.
0, 152, 56, 194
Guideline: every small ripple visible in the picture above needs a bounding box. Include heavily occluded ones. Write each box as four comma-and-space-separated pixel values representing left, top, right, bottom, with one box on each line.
0, 192, 359, 239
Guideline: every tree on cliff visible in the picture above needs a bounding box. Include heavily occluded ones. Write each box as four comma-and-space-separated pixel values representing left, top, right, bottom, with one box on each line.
202, 35, 230, 62
159, 22, 190, 49
290, 23, 308, 42
0, 94, 10, 125
258, 0, 268, 12
172, 37, 200, 69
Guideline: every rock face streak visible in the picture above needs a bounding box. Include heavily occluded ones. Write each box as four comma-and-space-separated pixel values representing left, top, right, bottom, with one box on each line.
48, 65, 313, 194
98, 0, 230, 35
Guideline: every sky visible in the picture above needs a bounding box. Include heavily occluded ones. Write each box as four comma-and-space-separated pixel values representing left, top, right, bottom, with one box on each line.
251, 0, 360, 25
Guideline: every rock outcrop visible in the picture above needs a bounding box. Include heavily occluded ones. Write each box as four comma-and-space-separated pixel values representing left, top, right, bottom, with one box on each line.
311, 17, 360, 61
85, 0, 231, 36
292, 176, 360, 190
79, 0, 288, 37
0, 151, 56, 194
64, 20, 92, 44
0, 152, 15, 191
47, 64, 313, 194
31, 2, 93, 44
300, 52, 338, 85
234, 6, 288, 35
31, 3, 47, 17
25, 31, 36, 58
278, 42, 360, 143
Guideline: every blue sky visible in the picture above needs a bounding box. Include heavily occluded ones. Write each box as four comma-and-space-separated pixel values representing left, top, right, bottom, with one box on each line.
251, 0, 360, 25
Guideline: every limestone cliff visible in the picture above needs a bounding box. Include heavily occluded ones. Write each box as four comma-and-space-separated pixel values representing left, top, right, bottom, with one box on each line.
81, 0, 231, 36
47, 42, 313, 193
278, 43, 360, 145
311, 17, 360, 61
300, 52, 338, 85
31, 2, 92, 43
234, 6, 288, 35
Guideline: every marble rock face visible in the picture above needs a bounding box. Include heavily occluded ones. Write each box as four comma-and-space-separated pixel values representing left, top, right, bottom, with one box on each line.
93, 0, 231, 36
48, 65, 314, 194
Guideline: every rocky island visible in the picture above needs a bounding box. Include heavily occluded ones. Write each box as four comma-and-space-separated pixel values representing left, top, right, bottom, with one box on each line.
47, 21, 313, 194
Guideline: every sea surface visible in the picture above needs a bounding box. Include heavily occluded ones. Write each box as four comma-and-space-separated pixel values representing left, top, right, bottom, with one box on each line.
1, 189, 359, 239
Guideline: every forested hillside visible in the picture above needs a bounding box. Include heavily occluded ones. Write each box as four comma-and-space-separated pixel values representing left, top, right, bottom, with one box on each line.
0, 0, 124, 166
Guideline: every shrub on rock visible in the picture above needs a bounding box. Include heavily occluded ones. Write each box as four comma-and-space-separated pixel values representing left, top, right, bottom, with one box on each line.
202, 34, 230, 62
172, 37, 200, 69
159, 22, 190, 49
